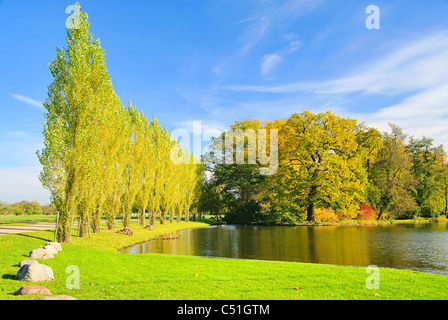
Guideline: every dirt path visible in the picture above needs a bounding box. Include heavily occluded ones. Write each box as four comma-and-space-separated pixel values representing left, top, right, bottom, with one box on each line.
0, 223, 56, 235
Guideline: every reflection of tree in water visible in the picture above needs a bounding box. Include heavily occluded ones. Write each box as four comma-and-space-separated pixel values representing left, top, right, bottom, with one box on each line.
127, 223, 448, 275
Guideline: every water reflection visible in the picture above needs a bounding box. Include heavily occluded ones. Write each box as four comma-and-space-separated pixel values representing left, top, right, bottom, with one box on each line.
124, 223, 448, 275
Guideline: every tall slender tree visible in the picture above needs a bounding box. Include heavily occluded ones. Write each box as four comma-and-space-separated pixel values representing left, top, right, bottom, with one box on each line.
38, 4, 120, 242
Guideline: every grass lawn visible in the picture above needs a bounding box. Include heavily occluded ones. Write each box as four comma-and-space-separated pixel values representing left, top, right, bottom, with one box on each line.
0, 215, 57, 225
1, 220, 448, 300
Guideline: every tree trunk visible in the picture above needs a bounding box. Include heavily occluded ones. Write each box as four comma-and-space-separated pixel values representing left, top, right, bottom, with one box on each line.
444, 177, 448, 217
160, 212, 165, 224
150, 212, 156, 225
56, 209, 72, 243
78, 211, 89, 238
377, 207, 384, 220
306, 184, 318, 222
307, 204, 315, 222
91, 206, 101, 233
138, 208, 145, 226
123, 211, 131, 228
54, 211, 59, 242
107, 210, 115, 230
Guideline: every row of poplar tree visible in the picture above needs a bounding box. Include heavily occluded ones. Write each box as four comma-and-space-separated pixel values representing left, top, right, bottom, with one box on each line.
37, 4, 203, 243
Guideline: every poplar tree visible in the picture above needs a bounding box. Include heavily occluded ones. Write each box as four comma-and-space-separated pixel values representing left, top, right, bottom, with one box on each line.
38, 3, 205, 239
38, 4, 120, 242
135, 113, 156, 226
105, 106, 130, 230
148, 116, 165, 225
121, 103, 144, 227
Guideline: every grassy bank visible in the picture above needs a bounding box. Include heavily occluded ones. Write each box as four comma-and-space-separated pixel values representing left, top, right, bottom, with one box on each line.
292, 217, 447, 227
1, 220, 448, 300
0, 215, 57, 225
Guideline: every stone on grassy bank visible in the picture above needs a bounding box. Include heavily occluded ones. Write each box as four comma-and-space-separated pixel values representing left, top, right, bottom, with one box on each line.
18, 260, 38, 268
29, 248, 54, 259
15, 263, 54, 282
14, 285, 51, 296
42, 245, 58, 255
45, 242, 62, 252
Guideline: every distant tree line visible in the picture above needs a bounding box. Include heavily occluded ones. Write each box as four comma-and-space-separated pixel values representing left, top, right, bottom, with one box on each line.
0, 201, 57, 215
200, 112, 448, 224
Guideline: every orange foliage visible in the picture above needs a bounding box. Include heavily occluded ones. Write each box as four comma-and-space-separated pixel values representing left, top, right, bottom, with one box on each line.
357, 203, 378, 220
314, 207, 339, 222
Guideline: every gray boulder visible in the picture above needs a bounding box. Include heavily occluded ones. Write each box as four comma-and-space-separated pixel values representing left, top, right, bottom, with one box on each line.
15, 263, 54, 282
42, 245, 58, 255
18, 260, 38, 268
14, 285, 51, 296
29, 248, 54, 259
45, 242, 62, 252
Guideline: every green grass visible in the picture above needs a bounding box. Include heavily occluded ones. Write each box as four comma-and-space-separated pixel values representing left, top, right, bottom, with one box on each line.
0, 214, 57, 225
0, 214, 215, 226
1, 220, 448, 300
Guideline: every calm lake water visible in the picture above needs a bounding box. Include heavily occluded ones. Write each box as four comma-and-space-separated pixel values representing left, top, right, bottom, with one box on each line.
124, 223, 448, 275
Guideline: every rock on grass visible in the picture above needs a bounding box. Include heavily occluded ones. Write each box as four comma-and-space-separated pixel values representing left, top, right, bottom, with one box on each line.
45, 242, 62, 251
18, 260, 38, 268
29, 248, 54, 259
42, 245, 58, 255
15, 263, 54, 282
14, 285, 51, 296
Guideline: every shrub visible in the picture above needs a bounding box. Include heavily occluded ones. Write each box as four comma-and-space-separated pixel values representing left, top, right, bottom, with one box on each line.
357, 203, 378, 220
335, 202, 361, 220
430, 216, 448, 222
314, 207, 339, 223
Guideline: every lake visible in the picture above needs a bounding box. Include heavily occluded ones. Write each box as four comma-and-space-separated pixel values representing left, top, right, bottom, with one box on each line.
123, 222, 448, 275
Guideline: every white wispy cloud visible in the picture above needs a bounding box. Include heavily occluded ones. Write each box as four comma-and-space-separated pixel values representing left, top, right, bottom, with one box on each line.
211, 0, 322, 77
9, 93, 45, 111
226, 31, 448, 95
222, 31, 448, 148
364, 82, 448, 146
260, 33, 302, 76
261, 54, 283, 75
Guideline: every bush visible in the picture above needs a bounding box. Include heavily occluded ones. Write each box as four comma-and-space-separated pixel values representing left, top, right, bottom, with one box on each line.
314, 207, 339, 223
430, 216, 448, 222
357, 203, 378, 220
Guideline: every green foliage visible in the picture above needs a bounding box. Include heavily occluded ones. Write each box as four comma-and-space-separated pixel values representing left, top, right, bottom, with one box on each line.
371, 124, 418, 219
408, 137, 447, 217
34, 4, 448, 233
0, 201, 43, 215
37, 3, 204, 242
200, 114, 448, 224
278, 111, 365, 221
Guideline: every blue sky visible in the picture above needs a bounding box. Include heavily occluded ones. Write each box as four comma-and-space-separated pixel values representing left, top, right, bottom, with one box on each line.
1, 0, 448, 204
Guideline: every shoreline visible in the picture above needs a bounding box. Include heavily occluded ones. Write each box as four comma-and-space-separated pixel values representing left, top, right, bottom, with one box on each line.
224, 217, 447, 228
